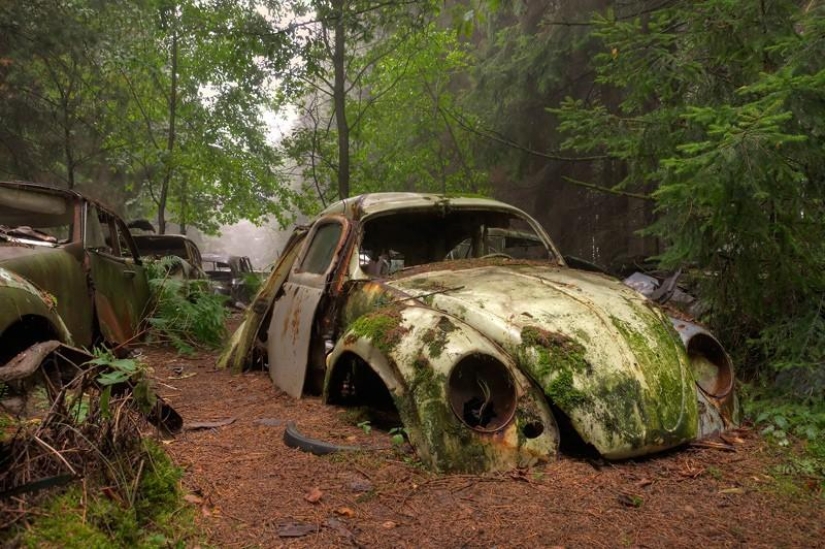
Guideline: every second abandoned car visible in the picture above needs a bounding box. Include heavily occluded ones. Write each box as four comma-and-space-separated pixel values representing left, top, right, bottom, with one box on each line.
132, 233, 207, 281
0, 181, 150, 368
202, 253, 259, 305
221, 193, 737, 473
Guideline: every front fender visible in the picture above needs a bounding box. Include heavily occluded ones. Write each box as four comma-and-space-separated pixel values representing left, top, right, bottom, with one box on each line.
326, 305, 558, 473
0, 267, 72, 345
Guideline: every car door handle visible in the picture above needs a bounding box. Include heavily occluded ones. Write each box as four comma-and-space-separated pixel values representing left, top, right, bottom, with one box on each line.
123, 270, 136, 279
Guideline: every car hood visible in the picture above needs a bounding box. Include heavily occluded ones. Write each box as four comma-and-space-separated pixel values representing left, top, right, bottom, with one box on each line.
385, 261, 698, 458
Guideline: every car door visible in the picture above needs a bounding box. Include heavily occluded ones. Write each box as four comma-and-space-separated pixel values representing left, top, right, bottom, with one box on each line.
84, 203, 151, 345
266, 217, 351, 398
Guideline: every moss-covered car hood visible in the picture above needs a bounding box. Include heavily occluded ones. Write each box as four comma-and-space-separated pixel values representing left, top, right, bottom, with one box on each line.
386, 261, 698, 458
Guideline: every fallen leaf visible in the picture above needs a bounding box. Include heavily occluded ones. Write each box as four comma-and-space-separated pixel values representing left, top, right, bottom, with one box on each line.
382, 520, 397, 529
305, 487, 323, 503
349, 480, 373, 492
278, 522, 320, 538
183, 418, 236, 431
253, 418, 285, 427
617, 493, 643, 508
184, 494, 203, 504
719, 487, 745, 495
168, 372, 197, 380
335, 507, 355, 517
720, 432, 746, 445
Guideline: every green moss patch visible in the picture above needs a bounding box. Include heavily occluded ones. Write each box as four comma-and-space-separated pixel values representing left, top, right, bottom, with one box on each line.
14, 441, 198, 549
347, 307, 408, 355
520, 326, 591, 381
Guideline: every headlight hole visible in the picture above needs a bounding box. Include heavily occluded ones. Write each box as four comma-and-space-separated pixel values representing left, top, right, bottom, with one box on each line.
448, 354, 517, 432
688, 334, 734, 398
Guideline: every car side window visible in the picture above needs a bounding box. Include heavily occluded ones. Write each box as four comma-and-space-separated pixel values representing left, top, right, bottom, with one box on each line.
297, 222, 343, 275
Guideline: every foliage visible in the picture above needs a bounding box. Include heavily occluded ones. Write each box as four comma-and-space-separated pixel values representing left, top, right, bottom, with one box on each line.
554, 1, 825, 378
0, 0, 297, 233
465, 1, 599, 180
389, 426, 406, 446
744, 388, 825, 492
282, 20, 489, 206
145, 256, 228, 353
17, 441, 196, 548
272, 0, 494, 206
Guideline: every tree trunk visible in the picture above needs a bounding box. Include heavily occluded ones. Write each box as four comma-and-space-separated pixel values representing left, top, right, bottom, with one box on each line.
158, 29, 178, 234
332, 0, 349, 199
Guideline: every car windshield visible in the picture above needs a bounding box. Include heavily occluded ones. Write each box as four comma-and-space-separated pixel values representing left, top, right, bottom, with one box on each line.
359, 208, 553, 275
0, 187, 73, 246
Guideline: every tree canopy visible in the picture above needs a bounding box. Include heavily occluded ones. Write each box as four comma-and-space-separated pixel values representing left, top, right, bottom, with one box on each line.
0, 0, 297, 233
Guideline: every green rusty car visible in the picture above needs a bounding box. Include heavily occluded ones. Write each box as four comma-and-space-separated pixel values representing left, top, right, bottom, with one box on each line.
0, 181, 150, 372
220, 193, 737, 473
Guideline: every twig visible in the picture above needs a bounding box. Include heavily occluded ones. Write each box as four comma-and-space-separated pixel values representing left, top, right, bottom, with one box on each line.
32, 435, 78, 477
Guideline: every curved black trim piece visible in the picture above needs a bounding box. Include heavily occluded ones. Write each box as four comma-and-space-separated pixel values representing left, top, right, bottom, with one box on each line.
282, 421, 362, 455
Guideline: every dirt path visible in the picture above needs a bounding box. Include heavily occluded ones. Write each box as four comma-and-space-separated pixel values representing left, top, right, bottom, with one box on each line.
144, 342, 825, 548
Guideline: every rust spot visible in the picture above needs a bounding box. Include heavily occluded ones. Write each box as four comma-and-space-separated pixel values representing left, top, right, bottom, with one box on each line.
96, 293, 129, 344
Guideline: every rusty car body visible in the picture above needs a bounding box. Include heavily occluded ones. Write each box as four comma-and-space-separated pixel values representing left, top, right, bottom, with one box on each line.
220, 193, 737, 473
0, 181, 151, 376
202, 253, 259, 305
132, 233, 207, 280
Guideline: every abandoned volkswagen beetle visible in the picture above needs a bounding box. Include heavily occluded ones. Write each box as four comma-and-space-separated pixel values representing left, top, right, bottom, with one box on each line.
0, 181, 150, 375
220, 193, 737, 473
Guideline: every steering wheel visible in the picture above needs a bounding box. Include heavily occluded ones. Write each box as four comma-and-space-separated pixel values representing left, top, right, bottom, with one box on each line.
480, 252, 513, 260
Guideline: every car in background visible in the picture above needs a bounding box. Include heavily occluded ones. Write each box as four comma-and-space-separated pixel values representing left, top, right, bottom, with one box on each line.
220, 193, 738, 473
0, 180, 150, 369
132, 233, 206, 280
201, 253, 259, 306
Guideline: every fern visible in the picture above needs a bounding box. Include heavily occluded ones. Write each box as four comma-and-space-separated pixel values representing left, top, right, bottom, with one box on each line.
145, 256, 228, 353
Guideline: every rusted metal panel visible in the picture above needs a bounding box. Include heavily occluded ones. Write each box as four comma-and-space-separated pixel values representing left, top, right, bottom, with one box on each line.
218, 228, 309, 372
389, 265, 702, 458
87, 251, 149, 344
0, 267, 74, 344
266, 282, 325, 398
327, 304, 559, 472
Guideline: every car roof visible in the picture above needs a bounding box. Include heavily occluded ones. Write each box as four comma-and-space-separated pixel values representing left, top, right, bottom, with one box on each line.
317, 193, 531, 222
0, 180, 118, 215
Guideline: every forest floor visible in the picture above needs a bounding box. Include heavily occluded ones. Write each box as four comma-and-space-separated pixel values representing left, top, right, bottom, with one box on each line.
145, 318, 825, 549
